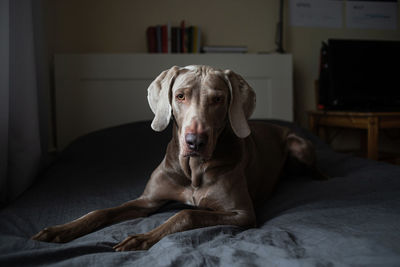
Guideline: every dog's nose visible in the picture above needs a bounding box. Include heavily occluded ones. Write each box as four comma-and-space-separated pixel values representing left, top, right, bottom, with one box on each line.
185, 133, 208, 151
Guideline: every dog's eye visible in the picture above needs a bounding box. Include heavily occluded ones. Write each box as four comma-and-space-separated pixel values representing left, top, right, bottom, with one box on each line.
176, 93, 185, 101
213, 96, 223, 104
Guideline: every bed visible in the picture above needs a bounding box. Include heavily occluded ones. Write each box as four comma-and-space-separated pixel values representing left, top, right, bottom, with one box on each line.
1, 119, 400, 266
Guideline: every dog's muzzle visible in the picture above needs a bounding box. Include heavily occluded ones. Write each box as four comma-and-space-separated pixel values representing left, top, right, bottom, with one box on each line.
185, 133, 208, 153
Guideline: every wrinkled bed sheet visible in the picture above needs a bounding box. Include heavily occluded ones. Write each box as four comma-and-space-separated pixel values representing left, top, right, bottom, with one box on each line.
1, 120, 400, 266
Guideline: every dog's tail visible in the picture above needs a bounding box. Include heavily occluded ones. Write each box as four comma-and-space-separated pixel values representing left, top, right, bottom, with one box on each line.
285, 132, 330, 180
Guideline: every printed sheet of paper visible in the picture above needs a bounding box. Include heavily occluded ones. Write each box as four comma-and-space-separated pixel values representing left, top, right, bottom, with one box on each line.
289, 0, 343, 28
346, 0, 398, 30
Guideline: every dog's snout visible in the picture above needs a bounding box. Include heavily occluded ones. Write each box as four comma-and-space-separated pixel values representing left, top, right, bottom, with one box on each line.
185, 133, 208, 152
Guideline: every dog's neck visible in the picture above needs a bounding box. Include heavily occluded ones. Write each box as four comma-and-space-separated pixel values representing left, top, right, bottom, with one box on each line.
180, 157, 204, 188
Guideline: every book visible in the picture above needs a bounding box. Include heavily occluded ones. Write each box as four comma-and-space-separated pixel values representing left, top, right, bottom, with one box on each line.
146, 21, 202, 54
180, 20, 186, 53
171, 27, 178, 53
192, 26, 201, 53
176, 27, 181, 53
196, 28, 202, 53
171, 27, 182, 53
161, 25, 168, 53
167, 22, 171, 53
155, 26, 162, 53
187, 26, 193, 53
146, 26, 156, 53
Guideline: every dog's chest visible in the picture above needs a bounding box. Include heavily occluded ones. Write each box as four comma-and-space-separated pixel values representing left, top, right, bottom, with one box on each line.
185, 177, 229, 210
182, 159, 211, 207
184, 186, 207, 207
183, 183, 228, 210
179, 157, 226, 209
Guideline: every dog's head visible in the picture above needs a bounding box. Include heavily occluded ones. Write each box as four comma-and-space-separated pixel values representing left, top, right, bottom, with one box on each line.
147, 65, 256, 159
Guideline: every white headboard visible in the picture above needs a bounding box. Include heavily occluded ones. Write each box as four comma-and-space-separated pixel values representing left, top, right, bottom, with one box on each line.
55, 53, 293, 149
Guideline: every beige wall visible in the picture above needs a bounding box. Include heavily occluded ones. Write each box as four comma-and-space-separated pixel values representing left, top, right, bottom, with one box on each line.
45, 0, 279, 54
44, 0, 400, 129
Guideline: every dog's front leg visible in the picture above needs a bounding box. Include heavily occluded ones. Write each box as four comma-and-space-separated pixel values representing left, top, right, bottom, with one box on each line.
113, 209, 255, 251
31, 197, 165, 243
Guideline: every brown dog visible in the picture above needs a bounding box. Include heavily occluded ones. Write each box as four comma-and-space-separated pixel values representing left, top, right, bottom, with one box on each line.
32, 65, 317, 251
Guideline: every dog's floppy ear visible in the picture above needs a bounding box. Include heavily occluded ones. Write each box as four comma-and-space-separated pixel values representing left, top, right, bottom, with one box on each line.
147, 66, 180, 131
224, 70, 256, 138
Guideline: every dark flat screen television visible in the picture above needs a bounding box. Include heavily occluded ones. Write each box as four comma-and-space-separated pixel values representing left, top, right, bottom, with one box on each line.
318, 39, 400, 111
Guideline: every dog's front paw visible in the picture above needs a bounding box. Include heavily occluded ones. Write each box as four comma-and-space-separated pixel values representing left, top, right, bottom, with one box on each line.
113, 233, 158, 251
31, 225, 77, 243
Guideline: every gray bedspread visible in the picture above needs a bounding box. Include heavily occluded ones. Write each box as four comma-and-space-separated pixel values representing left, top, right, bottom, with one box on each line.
1, 120, 400, 266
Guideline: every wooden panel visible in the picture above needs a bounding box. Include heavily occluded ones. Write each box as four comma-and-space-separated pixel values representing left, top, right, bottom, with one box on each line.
380, 117, 400, 128
315, 115, 369, 129
55, 54, 293, 149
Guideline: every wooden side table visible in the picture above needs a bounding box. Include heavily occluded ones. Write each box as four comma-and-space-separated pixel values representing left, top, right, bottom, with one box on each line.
308, 111, 400, 160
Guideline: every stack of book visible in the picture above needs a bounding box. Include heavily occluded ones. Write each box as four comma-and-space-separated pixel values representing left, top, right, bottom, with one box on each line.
146, 21, 201, 53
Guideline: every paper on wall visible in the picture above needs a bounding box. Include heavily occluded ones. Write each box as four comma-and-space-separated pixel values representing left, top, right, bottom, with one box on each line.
289, 0, 343, 28
346, 0, 398, 30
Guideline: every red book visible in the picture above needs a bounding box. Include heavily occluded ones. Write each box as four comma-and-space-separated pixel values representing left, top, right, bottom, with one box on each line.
161, 25, 168, 53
